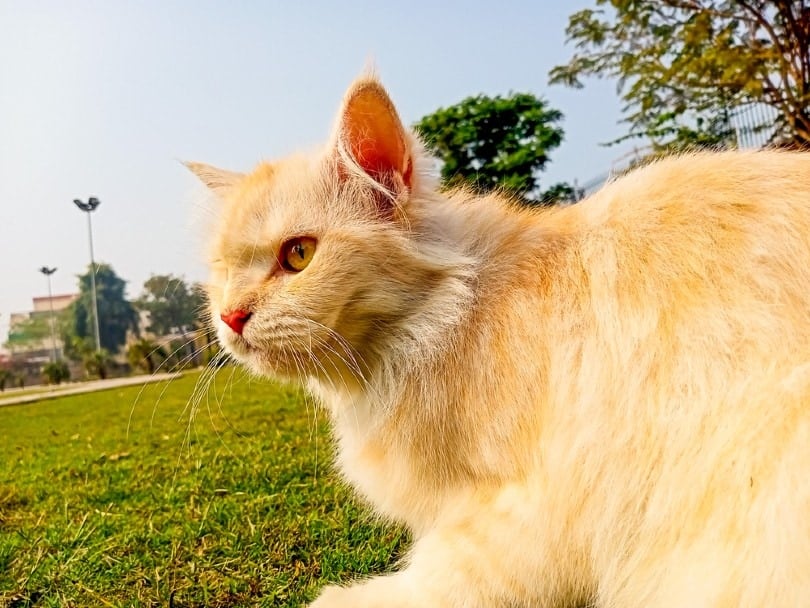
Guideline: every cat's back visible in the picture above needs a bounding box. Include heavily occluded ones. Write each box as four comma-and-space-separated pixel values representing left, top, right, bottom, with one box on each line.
580, 149, 810, 238
449, 150, 810, 385
541, 151, 810, 607
515, 149, 810, 412
467, 150, 810, 300
565, 150, 810, 326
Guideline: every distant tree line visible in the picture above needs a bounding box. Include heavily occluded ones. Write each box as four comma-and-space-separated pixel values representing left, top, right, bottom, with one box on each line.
3, 264, 214, 384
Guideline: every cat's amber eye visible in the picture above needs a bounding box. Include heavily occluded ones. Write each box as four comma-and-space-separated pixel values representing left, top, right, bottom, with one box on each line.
281, 236, 317, 272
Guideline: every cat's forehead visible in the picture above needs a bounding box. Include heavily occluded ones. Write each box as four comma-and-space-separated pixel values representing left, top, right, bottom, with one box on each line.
237, 155, 323, 212
213, 154, 334, 249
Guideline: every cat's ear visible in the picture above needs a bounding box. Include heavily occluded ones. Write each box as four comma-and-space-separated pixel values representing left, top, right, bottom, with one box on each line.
334, 78, 413, 195
184, 161, 244, 195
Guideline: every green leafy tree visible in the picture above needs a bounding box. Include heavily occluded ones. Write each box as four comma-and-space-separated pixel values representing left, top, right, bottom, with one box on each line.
136, 275, 208, 368
190, 282, 209, 327
415, 93, 575, 205
73, 263, 138, 354
60, 323, 92, 363
136, 275, 203, 336
550, 1, 810, 150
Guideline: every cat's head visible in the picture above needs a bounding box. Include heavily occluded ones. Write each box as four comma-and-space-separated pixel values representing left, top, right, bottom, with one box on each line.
188, 77, 467, 391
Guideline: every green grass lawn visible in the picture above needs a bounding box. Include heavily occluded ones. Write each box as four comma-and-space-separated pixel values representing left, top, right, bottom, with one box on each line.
0, 368, 407, 607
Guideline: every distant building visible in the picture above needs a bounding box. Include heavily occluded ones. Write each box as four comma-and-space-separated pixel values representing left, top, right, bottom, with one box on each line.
7, 293, 78, 364
33, 293, 78, 314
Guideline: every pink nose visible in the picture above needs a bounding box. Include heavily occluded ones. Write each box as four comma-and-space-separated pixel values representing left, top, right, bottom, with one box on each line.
220, 309, 252, 335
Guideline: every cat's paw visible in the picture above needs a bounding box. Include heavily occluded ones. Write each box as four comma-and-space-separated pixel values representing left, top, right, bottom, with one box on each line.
308, 585, 358, 608
309, 582, 414, 608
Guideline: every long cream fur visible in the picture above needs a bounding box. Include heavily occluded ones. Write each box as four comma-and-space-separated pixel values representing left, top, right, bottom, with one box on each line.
190, 76, 810, 607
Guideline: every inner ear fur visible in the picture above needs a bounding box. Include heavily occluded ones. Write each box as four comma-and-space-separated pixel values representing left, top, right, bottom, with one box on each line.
336, 78, 413, 192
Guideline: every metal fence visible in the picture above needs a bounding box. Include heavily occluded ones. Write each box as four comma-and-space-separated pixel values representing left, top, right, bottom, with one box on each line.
730, 103, 780, 149
576, 104, 780, 198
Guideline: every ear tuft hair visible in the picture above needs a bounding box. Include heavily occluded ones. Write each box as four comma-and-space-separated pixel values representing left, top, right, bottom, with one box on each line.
184, 161, 244, 194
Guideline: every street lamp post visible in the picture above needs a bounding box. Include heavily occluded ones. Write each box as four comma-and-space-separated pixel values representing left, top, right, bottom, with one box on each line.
38, 266, 58, 362
73, 197, 101, 351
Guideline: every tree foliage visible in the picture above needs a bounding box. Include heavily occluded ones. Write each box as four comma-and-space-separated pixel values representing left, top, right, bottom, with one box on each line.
60, 326, 92, 363
127, 338, 169, 375
83, 349, 112, 380
136, 274, 204, 336
550, 1, 810, 150
415, 93, 576, 205
72, 263, 138, 353
42, 360, 70, 385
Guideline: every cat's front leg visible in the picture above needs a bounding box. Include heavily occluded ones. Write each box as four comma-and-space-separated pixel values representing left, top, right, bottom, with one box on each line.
309, 502, 565, 608
309, 560, 485, 608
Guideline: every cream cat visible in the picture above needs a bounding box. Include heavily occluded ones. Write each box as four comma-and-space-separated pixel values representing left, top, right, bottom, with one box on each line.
188, 76, 810, 607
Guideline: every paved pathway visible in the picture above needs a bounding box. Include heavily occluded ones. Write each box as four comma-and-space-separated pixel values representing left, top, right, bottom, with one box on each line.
0, 373, 182, 408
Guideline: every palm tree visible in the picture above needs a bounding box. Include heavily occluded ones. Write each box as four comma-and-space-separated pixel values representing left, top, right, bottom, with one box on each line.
127, 339, 168, 375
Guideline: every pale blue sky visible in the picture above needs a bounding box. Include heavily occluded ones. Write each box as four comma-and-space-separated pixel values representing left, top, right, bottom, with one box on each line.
0, 1, 634, 343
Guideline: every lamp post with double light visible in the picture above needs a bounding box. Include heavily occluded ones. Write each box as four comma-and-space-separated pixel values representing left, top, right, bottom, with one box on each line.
73, 197, 101, 351
38, 266, 58, 361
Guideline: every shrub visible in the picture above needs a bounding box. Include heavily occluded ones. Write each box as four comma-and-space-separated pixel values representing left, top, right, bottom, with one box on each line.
42, 360, 71, 385
83, 350, 111, 380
